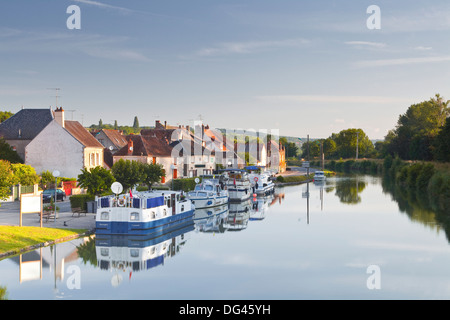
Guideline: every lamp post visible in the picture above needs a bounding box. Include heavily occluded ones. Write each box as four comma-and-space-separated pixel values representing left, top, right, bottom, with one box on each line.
52, 170, 60, 222
170, 164, 175, 191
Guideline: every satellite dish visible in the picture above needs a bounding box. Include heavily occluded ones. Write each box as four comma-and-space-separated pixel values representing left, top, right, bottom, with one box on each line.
111, 182, 123, 195
194, 178, 200, 184
52, 170, 60, 177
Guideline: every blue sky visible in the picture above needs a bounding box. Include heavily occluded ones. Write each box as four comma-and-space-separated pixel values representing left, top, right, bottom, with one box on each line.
1, 0, 449, 139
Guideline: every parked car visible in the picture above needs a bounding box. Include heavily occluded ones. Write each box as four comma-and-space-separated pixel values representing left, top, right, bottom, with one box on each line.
42, 189, 66, 203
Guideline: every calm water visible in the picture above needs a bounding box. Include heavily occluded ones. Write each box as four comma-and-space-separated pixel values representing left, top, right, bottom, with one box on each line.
1, 174, 450, 300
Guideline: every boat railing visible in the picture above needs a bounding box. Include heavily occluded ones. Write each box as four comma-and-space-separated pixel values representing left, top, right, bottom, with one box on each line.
97, 195, 165, 210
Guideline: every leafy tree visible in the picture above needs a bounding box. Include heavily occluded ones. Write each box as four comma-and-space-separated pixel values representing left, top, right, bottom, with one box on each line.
141, 163, 165, 189
433, 116, 450, 162
77, 166, 115, 196
384, 94, 449, 160
0, 111, 13, 123
0, 160, 15, 203
133, 116, 140, 130
111, 159, 144, 191
0, 138, 23, 163
331, 128, 375, 159
39, 170, 55, 190
11, 163, 40, 186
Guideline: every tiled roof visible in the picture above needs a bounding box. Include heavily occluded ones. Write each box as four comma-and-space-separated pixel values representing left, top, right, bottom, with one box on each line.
114, 134, 173, 157
64, 120, 104, 148
0, 108, 53, 140
99, 129, 128, 148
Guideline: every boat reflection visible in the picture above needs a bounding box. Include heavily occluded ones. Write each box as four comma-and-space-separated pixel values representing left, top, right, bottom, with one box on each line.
249, 193, 275, 221
224, 199, 252, 231
95, 222, 195, 285
194, 204, 229, 234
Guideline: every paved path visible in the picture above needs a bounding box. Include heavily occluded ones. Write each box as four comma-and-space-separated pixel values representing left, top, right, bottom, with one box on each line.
0, 199, 96, 231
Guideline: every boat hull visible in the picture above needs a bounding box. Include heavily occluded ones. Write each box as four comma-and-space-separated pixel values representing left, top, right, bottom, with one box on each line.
96, 209, 195, 236
228, 188, 251, 202
189, 195, 229, 209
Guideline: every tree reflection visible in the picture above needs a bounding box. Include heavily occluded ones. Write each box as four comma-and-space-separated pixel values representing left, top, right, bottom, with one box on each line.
334, 177, 367, 204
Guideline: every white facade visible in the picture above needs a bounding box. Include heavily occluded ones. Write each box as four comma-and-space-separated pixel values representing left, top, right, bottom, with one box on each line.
25, 120, 97, 178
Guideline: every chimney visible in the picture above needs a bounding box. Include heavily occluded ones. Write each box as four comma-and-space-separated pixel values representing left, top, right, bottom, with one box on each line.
54, 107, 65, 128
127, 138, 134, 155
164, 121, 167, 129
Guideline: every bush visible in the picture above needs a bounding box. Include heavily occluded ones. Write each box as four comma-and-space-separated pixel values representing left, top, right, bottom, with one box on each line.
172, 177, 200, 192
70, 194, 95, 211
416, 163, 435, 193
428, 171, 450, 212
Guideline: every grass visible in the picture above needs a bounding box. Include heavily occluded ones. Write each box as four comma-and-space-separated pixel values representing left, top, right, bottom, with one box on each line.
0, 226, 86, 255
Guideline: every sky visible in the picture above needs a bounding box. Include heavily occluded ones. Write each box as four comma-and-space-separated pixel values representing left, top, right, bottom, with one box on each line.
0, 0, 449, 139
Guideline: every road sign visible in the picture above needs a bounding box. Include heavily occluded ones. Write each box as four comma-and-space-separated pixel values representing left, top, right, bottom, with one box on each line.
302, 161, 310, 168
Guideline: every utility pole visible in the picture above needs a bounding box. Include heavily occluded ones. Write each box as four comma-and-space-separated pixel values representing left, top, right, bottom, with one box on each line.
356, 131, 359, 160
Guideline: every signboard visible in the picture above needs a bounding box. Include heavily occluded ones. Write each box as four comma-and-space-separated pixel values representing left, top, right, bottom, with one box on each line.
302, 161, 310, 168
20, 194, 43, 227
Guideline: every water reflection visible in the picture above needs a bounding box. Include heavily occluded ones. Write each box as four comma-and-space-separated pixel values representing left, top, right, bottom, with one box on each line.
334, 176, 367, 204
94, 223, 195, 286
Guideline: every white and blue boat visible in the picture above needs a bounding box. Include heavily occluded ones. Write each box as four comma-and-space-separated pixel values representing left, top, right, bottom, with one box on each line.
245, 166, 275, 196
187, 178, 229, 209
221, 169, 252, 202
95, 190, 195, 236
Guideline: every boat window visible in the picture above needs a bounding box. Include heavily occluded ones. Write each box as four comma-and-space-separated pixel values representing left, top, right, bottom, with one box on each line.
100, 248, 109, 256
151, 211, 156, 219
130, 212, 139, 221
181, 205, 184, 212
205, 185, 213, 191
130, 249, 139, 258
163, 209, 167, 216
198, 192, 207, 197
101, 212, 109, 220
195, 185, 202, 191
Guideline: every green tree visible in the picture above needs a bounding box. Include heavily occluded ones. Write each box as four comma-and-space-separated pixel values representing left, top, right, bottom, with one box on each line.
77, 166, 115, 196
111, 159, 144, 191
385, 94, 449, 160
0, 138, 23, 163
141, 163, 165, 189
433, 116, 450, 162
11, 163, 40, 186
133, 116, 140, 130
0, 111, 13, 123
331, 128, 374, 159
39, 170, 55, 190
0, 160, 15, 204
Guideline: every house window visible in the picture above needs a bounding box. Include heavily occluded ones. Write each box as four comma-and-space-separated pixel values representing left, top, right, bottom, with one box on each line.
96, 153, 100, 166
90, 153, 95, 166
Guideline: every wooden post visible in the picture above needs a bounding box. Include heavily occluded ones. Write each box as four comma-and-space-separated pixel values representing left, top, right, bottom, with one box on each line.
19, 194, 22, 227
40, 193, 43, 228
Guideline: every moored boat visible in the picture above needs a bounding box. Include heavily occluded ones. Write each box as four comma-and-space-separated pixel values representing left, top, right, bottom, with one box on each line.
187, 177, 229, 209
95, 190, 194, 236
314, 171, 326, 181
221, 169, 252, 202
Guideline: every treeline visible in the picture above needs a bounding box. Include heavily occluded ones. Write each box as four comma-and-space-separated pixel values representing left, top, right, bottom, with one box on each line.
383, 156, 449, 214
89, 116, 152, 135
376, 94, 450, 162
300, 128, 377, 160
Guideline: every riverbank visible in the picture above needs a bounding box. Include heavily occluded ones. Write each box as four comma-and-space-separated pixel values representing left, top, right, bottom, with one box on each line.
0, 225, 91, 259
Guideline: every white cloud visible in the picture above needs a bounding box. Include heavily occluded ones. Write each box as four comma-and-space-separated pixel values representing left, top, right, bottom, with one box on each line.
354, 56, 450, 68
345, 41, 387, 49
256, 95, 411, 104
73, 0, 134, 14
195, 38, 310, 57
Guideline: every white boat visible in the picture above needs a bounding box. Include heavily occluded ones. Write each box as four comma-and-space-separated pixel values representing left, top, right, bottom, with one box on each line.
187, 178, 229, 209
95, 190, 195, 236
314, 171, 326, 181
193, 203, 229, 234
249, 172, 275, 196
225, 199, 252, 231
221, 169, 252, 202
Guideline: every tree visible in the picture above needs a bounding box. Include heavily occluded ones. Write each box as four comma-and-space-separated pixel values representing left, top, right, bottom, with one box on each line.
0, 138, 23, 163
141, 163, 165, 189
114, 120, 118, 130
384, 94, 450, 160
0, 160, 15, 204
433, 116, 450, 162
11, 163, 40, 186
111, 159, 144, 191
331, 128, 374, 159
39, 170, 55, 190
133, 116, 140, 130
77, 166, 116, 196
0, 111, 13, 123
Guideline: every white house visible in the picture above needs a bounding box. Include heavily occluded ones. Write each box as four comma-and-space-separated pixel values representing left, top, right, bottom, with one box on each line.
25, 107, 105, 178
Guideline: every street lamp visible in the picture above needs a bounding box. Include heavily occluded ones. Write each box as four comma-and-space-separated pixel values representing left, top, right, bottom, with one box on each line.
52, 170, 60, 222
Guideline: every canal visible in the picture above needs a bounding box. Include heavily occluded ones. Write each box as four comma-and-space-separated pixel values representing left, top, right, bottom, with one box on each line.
1, 174, 450, 300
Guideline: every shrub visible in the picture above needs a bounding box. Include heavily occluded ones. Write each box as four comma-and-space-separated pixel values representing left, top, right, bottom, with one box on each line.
172, 177, 200, 192
70, 194, 95, 211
